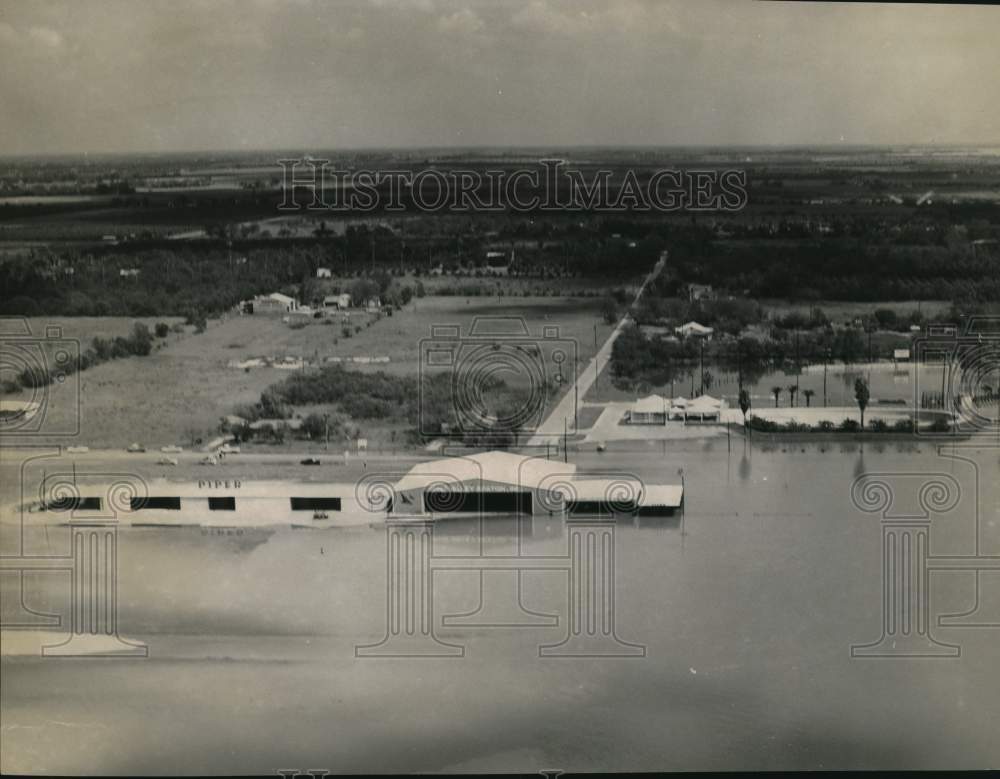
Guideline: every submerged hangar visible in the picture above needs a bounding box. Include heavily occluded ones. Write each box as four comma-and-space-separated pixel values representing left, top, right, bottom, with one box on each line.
390, 451, 683, 517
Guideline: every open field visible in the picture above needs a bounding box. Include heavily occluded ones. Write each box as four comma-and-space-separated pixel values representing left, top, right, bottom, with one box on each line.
1, 316, 187, 343
5, 298, 613, 448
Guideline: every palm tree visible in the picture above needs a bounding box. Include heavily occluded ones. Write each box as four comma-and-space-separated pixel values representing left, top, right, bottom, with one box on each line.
803, 389, 815, 407
787, 385, 798, 407
771, 386, 782, 407
738, 388, 751, 426
855, 377, 870, 429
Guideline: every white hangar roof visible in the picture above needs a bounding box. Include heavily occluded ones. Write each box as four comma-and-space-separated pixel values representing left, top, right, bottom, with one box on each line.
394, 451, 576, 493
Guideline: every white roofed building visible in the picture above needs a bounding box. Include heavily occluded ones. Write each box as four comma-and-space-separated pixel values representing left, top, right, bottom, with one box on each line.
627, 394, 669, 425
390, 450, 683, 518
669, 394, 724, 422
674, 321, 714, 339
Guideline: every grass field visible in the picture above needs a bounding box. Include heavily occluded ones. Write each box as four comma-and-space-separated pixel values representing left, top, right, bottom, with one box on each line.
1, 316, 187, 343
7, 298, 613, 448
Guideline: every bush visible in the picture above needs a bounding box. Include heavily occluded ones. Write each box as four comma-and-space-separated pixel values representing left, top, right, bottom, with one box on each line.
928, 418, 951, 433
839, 418, 860, 432
127, 323, 153, 356
817, 420, 835, 432
17, 366, 52, 388
892, 418, 915, 433
154, 322, 170, 338
869, 419, 889, 433
748, 416, 780, 432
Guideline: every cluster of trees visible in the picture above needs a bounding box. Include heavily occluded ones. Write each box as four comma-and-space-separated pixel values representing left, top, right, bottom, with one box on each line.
0, 247, 302, 318
633, 296, 765, 335
663, 235, 999, 302
746, 416, 921, 434
228, 364, 536, 448
610, 324, 879, 391
10, 322, 170, 391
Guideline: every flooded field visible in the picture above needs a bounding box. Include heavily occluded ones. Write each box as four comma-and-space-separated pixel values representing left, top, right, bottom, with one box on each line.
3, 442, 999, 772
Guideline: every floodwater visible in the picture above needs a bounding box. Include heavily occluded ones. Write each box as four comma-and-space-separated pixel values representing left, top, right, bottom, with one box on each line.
2, 441, 999, 773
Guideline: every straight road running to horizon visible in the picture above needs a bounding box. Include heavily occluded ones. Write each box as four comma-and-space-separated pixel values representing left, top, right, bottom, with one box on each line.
527, 252, 667, 447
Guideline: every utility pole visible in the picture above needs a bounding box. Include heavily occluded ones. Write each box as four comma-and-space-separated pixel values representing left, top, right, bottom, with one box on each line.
699, 340, 705, 395
574, 353, 579, 431
737, 343, 742, 391
678, 468, 686, 538
823, 355, 828, 408
323, 413, 330, 450
795, 330, 800, 397
563, 417, 568, 464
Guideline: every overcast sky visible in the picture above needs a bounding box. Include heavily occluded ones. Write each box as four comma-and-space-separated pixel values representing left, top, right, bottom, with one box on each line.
0, 0, 998, 155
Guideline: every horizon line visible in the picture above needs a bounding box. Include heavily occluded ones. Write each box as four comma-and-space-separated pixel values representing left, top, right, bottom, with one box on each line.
3, 141, 1000, 161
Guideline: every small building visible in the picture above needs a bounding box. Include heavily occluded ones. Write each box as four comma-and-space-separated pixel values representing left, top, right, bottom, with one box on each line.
893, 348, 910, 363
316, 267, 332, 278
248, 418, 304, 432
365, 296, 381, 311
565, 479, 643, 517
674, 321, 714, 339
324, 293, 351, 309
637, 485, 684, 516
687, 284, 714, 302
119, 268, 140, 278
627, 394, 669, 425
685, 394, 724, 422
484, 251, 510, 276
670, 394, 724, 422
254, 292, 299, 313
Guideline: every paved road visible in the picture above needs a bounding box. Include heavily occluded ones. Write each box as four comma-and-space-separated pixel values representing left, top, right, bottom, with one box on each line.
527, 252, 667, 446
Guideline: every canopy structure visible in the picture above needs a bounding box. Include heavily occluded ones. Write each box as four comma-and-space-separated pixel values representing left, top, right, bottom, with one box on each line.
670, 394, 724, 421
628, 394, 669, 424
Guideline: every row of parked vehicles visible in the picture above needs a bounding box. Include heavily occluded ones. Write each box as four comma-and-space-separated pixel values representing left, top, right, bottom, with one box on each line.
66, 443, 323, 467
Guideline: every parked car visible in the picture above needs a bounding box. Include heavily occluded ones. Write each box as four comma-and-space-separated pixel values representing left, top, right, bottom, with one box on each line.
219, 444, 241, 454
157, 457, 179, 466
126, 443, 146, 453
300, 457, 321, 466
160, 445, 183, 453
66, 446, 89, 454
199, 455, 219, 466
